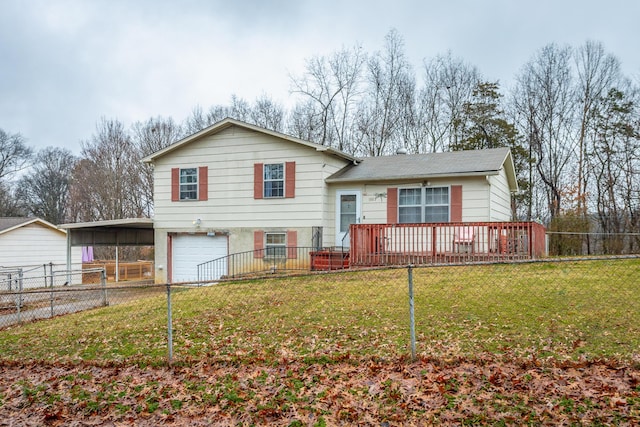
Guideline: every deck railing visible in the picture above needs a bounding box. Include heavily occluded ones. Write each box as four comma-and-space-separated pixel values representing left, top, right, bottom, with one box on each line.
195, 222, 547, 281
349, 222, 547, 267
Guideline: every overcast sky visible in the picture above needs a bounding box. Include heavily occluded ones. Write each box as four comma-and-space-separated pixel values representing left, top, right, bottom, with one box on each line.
1, 0, 639, 154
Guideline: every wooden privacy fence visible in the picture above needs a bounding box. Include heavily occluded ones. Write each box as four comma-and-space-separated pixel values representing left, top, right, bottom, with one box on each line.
82, 261, 154, 282
349, 222, 547, 267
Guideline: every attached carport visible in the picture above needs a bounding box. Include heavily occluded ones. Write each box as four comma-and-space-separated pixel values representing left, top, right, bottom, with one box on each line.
58, 218, 154, 282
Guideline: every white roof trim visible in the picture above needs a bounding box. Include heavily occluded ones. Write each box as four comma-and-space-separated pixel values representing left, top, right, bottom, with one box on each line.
58, 218, 154, 230
0, 218, 66, 236
141, 117, 359, 164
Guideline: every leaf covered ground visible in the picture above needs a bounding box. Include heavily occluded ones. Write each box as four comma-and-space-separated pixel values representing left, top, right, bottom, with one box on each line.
1, 259, 639, 424
1, 355, 639, 426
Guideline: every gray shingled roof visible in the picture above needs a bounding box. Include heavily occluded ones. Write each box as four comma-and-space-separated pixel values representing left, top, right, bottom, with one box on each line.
0, 217, 32, 233
326, 147, 512, 183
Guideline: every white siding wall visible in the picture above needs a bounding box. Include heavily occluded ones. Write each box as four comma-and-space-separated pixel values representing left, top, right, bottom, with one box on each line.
0, 224, 80, 267
151, 126, 350, 282
0, 224, 82, 288
153, 127, 348, 229
332, 177, 492, 223
489, 168, 514, 221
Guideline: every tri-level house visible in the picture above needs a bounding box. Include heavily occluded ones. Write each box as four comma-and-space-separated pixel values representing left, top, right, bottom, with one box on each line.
142, 118, 545, 283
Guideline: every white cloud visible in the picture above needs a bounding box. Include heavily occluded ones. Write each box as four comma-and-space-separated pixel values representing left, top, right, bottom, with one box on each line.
0, 0, 638, 152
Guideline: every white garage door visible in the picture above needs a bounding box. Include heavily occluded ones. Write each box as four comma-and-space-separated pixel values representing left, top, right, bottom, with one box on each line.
172, 234, 228, 283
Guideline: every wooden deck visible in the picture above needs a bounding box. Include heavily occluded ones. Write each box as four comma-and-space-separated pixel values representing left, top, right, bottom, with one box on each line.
349, 222, 546, 268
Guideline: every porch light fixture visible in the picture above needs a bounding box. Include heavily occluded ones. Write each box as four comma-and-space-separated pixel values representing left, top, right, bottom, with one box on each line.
193, 218, 201, 227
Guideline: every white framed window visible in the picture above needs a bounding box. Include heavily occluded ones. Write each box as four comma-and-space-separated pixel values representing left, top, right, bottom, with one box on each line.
179, 168, 198, 200
398, 187, 449, 223
424, 187, 449, 222
265, 232, 286, 257
263, 163, 284, 198
398, 188, 422, 223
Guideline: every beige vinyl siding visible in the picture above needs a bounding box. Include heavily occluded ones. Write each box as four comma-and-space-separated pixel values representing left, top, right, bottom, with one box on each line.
153, 126, 349, 230
0, 223, 81, 274
489, 168, 513, 221
151, 126, 349, 281
344, 177, 492, 225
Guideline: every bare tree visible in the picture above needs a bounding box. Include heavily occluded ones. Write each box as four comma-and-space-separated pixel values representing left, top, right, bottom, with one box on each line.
182, 104, 234, 136
287, 99, 323, 143
290, 45, 366, 151
133, 116, 182, 158
182, 105, 211, 136
250, 94, 286, 132
574, 41, 621, 214
0, 128, 32, 181
132, 116, 182, 217
69, 118, 145, 222
513, 43, 576, 220
354, 29, 415, 156
0, 182, 24, 216
15, 147, 76, 224
419, 52, 480, 152
588, 85, 640, 252
183, 95, 283, 135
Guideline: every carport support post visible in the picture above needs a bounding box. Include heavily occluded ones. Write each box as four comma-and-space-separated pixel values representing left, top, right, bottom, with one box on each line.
66, 231, 72, 285
167, 282, 173, 364
115, 234, 120, 282
408, 265, 416, 361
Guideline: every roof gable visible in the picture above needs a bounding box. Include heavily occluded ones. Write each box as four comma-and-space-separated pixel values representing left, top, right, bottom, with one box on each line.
0, 217, 65, 236
326, 147, 518, 191
141, 118, 359, 164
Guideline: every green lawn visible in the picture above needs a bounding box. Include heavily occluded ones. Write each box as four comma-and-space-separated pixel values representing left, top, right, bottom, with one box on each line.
0, 259, 638, 365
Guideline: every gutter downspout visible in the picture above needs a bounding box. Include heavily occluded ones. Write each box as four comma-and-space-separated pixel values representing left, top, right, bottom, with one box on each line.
486, 175, 492, 221
66, 230, 72, 284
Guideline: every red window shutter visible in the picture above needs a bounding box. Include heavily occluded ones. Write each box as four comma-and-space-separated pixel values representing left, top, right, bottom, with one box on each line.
171, 168, 180, 201
285, 161, 296, 198
287, 230, 297, 259
198, 166, 208, 201
387, 187, 398, 223
254, 163, 264, 199
254, 230, 264, 258
450, 185, 463, 222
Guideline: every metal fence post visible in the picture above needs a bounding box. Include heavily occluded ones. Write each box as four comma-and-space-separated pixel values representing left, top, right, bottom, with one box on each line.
17, 269, 23, 323
167, 282, 173, 364
101, 269, 107, 306
408, 265, 416, 361
49, 263, 54, 318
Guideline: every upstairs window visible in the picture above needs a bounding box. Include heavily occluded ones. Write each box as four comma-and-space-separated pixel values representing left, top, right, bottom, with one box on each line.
254, 162, 295, 199
263, 163, 284, 198
179, 168, 198, 200
171, 166, 208, 202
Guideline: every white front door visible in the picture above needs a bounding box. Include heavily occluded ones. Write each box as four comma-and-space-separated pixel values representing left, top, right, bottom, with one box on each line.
335, 190, 361, 247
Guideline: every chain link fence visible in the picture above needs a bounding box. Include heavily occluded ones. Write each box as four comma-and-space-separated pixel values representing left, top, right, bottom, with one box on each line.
166, 255, 640, 363
0, 264, 164, 329
1, 256, 638, 365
